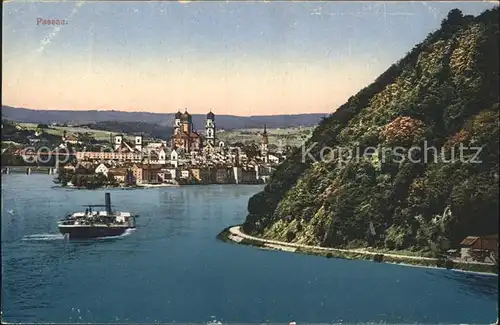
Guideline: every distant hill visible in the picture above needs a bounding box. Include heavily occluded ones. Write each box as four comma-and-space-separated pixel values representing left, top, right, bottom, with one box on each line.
80, 121, 173, 141
1, 106, 327, 130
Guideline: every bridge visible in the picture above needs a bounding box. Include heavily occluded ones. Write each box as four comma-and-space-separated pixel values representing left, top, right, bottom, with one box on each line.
1, 166, 58, 175
2, 150, 75, 175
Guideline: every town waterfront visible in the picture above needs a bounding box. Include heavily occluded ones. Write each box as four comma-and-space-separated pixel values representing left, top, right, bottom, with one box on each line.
1, 175, 498, 324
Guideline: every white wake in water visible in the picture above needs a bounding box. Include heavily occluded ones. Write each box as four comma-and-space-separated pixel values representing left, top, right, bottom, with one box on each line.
22, 233, 66, 241
22, 229, 136, 241
96, 228, 136, 240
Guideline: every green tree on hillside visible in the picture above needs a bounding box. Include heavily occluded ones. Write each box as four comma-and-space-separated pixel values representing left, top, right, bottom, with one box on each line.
243, 8, 500, 254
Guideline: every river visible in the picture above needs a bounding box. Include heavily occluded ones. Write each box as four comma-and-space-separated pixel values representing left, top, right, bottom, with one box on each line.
1, 175, 498, 323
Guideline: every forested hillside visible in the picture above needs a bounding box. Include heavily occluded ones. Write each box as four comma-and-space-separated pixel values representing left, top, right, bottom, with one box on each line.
243, 8, 499, 253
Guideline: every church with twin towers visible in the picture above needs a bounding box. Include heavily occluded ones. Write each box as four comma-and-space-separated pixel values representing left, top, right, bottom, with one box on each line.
171, 108, 216, 153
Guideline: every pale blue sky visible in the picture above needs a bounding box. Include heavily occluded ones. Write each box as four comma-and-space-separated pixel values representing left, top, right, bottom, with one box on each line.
3, 1, 497, 115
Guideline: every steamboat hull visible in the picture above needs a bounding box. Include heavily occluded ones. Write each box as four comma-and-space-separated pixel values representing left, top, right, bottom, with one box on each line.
58, 225, 133, 239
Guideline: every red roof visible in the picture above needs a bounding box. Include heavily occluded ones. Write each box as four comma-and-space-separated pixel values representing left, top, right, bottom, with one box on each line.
114, 141, 140, 153
109, 168, 128, 173
460, 235, 499, 250
110, 170, 128, 176
460, 236, 479, 246
173, 131, 201, 139
141, 164, 163, 170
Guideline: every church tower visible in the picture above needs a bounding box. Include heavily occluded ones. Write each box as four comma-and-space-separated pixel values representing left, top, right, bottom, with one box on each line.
261, 124, 269, 163
181, 108, 192, 134
114, 134, 123, 151
173, 110, 182, 135
205, 110, 216, 146
134, 135, 143, 152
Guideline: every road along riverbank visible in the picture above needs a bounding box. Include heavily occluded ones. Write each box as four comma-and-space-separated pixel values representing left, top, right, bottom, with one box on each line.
217, 225, 498, 275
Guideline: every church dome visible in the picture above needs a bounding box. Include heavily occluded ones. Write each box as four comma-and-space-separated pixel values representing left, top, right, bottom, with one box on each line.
181, 108, 191, 121
207, 110, 215, 120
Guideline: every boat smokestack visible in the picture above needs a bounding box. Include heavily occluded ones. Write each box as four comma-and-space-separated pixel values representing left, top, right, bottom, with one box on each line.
105, 193, 112, 214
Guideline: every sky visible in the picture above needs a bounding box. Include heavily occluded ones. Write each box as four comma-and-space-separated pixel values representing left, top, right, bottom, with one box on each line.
2, 1, 498, 116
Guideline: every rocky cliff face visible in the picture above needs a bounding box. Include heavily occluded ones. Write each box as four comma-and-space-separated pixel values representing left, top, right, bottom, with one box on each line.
243, 8, 499, 253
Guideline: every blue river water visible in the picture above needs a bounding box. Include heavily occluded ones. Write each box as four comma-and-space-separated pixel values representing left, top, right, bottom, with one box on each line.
1, 175, 498, 324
